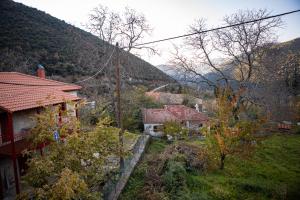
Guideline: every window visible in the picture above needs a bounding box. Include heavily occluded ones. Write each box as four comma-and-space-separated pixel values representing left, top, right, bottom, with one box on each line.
153, 125, 163, 132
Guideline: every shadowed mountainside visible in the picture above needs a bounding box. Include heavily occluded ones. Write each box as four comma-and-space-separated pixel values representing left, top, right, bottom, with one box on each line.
0, 0, 175, 97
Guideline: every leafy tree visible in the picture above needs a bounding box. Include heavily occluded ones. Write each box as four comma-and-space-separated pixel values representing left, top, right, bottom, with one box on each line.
48, 168, 89, 200
28, 101, 80, 150
122, 87, 161, 132
163, 121, 189, 141
79, 99, 113, 128
21, 105, 122, 199
203, 87, 264, 169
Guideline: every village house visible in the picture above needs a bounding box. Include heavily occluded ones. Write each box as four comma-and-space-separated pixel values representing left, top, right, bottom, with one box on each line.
0, 66, 81, 198
143, 105, 208, 137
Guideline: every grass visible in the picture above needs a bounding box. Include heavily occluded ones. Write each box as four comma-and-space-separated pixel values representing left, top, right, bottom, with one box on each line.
120, 138, 168, 200
120, 134, 300, 200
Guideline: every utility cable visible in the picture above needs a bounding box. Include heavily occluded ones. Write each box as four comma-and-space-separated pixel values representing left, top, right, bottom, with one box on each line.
132, 9, 300, 47
75, 46, 115, 83
1, 9, 299, 86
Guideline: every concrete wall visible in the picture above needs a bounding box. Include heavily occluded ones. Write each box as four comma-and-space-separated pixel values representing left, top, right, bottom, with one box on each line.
144, 124, 164, 137
144, 121, 206, 137
105, 135, 150, 200
67, 91, 78, 97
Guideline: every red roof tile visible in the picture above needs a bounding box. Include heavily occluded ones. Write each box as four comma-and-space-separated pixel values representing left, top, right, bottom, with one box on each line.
143, 105, 208, 124
164, 105, 208, 122
143, 109, 180, 124
0, 72, 81, 112
0, 72, 81, 91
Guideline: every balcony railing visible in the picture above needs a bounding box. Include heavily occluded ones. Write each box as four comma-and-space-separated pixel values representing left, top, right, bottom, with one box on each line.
0, 129, 30, 147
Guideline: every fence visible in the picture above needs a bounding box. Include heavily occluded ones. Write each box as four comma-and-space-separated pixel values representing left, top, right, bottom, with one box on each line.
0, 131, 29, 147
103, 134, 150, 200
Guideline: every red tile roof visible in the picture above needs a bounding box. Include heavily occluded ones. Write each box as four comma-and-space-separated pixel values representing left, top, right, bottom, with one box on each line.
0, 72, 81, 112
143, 109, 180, 124
143, 105, 208, 124
164, 105, 208, 122
0, 72, 81, 91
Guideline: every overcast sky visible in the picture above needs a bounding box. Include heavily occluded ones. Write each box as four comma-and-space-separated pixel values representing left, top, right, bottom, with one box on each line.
14, 0, 300, 65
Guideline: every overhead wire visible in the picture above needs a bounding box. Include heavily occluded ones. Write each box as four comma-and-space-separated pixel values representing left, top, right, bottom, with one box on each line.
131, 9, 300, 47
1, 9, 299, 87
74, 46, 116, 83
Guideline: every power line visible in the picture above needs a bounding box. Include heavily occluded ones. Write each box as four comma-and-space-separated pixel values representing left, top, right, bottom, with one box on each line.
132, 9, 300, 47
2, 9, 299, 87
74, 46, 115, 84
75, 46, 116, 83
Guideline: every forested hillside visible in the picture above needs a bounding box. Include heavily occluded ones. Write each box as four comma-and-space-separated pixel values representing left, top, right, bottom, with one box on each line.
0, 0, 174, 97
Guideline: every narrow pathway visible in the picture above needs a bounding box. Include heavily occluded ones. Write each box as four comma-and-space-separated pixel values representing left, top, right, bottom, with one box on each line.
150, 84, 169, 92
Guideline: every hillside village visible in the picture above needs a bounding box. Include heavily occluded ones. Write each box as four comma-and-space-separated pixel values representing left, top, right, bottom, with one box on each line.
0, 0, 300, 200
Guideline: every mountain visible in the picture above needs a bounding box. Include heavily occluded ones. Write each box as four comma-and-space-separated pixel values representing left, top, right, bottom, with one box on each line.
157, 38, 300, 91
156, 65, 180, 79
0, 0, 175, 97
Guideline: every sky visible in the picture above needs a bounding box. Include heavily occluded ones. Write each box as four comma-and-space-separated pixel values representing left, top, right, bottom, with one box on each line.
13, 0, 300, 66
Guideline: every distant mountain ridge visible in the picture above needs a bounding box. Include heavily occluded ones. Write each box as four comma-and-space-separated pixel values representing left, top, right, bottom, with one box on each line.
0, 0, 174, 96
157, 38, 300, 90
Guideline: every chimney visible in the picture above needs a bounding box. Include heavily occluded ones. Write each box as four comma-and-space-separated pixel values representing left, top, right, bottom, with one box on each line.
37, 64, 45, 78
195, 103, 200, 112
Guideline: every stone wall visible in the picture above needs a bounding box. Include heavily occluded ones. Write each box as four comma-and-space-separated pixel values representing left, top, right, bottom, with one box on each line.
103, 134, 150, 200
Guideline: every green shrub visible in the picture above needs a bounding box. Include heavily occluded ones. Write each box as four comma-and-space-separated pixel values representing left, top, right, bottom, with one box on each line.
162, 160, 191, 199
291, 125, 300, 134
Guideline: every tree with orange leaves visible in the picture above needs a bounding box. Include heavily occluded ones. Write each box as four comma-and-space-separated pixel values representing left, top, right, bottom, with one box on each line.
203, 87, 264, 169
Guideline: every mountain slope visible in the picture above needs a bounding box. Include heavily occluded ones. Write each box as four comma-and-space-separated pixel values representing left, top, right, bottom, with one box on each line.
0, 0, 174, 96
158, 38, 300, 90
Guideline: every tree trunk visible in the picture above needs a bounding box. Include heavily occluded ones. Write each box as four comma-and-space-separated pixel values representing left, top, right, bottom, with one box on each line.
220, 154, 226, 170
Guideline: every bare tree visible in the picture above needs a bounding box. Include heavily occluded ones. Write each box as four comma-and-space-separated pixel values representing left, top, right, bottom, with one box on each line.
86, 5, 156, 54
215, 9, 282, 84
172, 9, 283, 112
87, 5, 121, 46
87, 4, 158, 172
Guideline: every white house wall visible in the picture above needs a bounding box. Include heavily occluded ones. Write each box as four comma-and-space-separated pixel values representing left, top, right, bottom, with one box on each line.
66, 103, 76, 117
66, 91, 78, 117
67, 91, 78, 97
144, 124, 164, 137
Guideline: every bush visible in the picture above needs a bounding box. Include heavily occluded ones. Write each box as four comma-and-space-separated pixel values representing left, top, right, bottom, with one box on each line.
162, 160, 191, 200
291, 125, 300, 134
176, 142, 209, 171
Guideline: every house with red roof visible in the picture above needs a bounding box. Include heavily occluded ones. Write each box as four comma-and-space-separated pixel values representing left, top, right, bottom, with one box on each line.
0, 66, 81, 197
143, 105, 208, 137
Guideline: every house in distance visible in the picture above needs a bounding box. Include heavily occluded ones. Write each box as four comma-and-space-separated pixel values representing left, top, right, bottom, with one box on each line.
143, 105, 208, 137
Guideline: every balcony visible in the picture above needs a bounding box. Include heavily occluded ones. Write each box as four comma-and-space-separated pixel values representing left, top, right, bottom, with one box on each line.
0, 129, 30, 147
